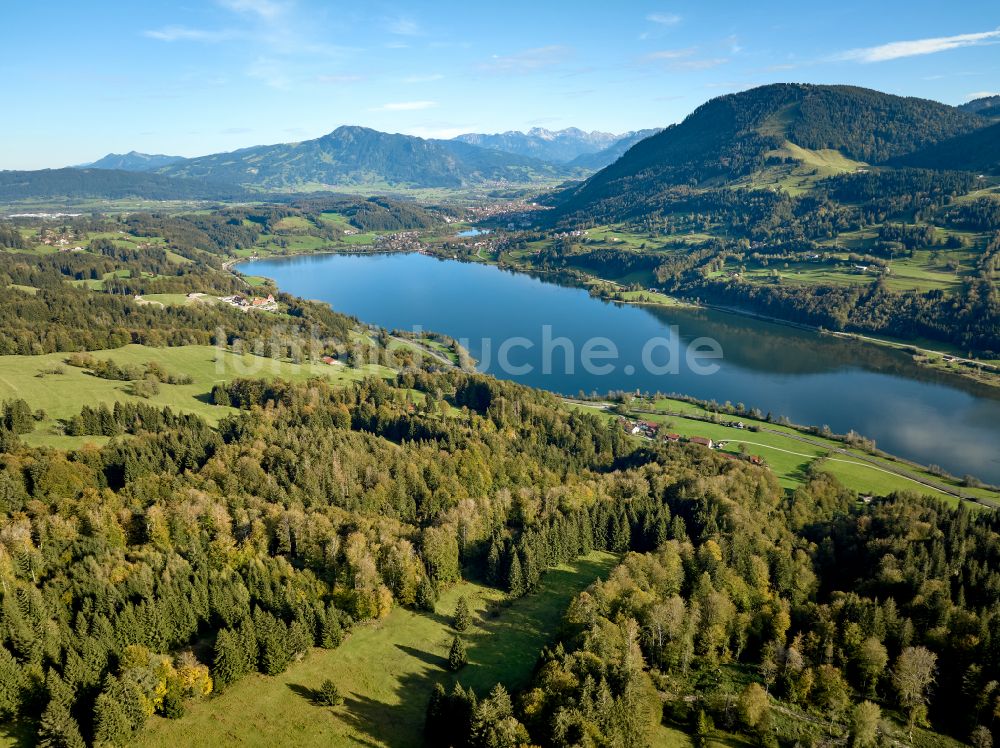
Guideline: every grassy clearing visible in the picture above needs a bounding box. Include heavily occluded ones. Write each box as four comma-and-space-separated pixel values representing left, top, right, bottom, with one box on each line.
273, 215, 315, 232
650, 398, 999, 504
0, 344, 392, 448
139, 292, 215, 306
138, 552, 618, 748
744, 141, 866, 195
738, 259, 966, 295
242, 274, 271, 287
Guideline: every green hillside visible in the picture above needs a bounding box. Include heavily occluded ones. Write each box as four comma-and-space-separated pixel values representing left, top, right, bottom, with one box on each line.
0, 168, 249, 202
553, 83, 985, 221
894, 121, 1000, 174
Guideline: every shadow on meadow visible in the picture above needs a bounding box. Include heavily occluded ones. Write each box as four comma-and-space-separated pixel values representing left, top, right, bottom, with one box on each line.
285, 552, 617, 748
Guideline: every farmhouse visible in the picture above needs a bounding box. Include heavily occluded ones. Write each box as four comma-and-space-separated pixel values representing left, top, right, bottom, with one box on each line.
688, 436, 714, 449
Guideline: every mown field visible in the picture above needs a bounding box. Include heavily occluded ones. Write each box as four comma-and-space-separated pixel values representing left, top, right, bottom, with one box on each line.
0, 344, 392, 449
137, 552, 618, 748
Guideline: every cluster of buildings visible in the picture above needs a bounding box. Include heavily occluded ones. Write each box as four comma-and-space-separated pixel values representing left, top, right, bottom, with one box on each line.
373, 232, 425, 252
619, 417, 765, 466
220, 293, 277, 311
465, 200, 549, 229
40, 233, 84, 251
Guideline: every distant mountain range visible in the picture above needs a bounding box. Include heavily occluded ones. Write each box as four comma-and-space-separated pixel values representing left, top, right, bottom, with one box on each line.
452, 127, 662, 170
68, 126, 661, 192
453, 128, 621, 164
153, 126, 569, 190
16, 84, 997, 203
81, 151, 184, 171
565, 129, 662, 170
553, 83, 991, 222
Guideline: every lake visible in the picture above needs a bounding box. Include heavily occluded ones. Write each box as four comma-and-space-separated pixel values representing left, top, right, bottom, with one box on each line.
241, 251, 1000, 483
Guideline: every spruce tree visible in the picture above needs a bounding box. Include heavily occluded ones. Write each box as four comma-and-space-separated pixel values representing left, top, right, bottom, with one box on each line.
321, 610, 344, 649
507, 553, 525, 598
317, 679, 343, 706
212, 629, 242, 690
93, 690, 133, 747
453, 596, 472, 632
0, 647, 23, 719
486, 538, 502, 586
37, 675, 85, 748
448, 636, 468, 671
416, 576, 437, 613
521, 546, 539, 591
424, 682, 447, 744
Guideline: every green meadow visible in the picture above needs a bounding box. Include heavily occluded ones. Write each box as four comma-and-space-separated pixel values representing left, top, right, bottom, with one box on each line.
0, 344, 392, 449
571, 398, 999, 506
138, 552, 618, 748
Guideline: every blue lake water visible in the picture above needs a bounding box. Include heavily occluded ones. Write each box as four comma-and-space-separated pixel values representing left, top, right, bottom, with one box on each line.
241, 251, 1000, 483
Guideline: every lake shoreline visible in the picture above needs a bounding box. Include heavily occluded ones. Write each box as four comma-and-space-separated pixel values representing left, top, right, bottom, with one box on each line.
233, 243, 1000, 390
235, 250, 1000, 484
463, 248, 1000, 391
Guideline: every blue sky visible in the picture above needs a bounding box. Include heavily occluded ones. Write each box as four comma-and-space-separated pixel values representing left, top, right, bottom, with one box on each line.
1, 0, 998, 169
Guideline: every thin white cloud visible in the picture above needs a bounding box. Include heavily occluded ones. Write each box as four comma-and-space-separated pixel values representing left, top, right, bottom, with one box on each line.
835, 28, 1000, 63
371, 101, 438, 111
217, 0, 287, 19
966, 91, 999, 100
480, 45, 572, 74
144, 26, 237, 43
247, 57, 291, 89
317, 74, 365, 84
388, 17, 421, 36
641, 48, 727, 71
403, 73, 445, 83
644, 48, 696, 61
647, 13, 682, 26
672, 57, 728, 71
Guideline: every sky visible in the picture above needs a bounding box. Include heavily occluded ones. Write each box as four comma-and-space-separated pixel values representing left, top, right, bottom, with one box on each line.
1, 0, 998, 169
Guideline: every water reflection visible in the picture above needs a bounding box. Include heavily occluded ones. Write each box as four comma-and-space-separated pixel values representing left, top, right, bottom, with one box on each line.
241, 252, 1000, 483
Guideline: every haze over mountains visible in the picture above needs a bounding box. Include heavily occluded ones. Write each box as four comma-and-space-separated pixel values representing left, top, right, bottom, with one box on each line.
72, 127, 655, 190
81, 151, 184, 172
6, 83, 998, 203
454, 127, 632, 164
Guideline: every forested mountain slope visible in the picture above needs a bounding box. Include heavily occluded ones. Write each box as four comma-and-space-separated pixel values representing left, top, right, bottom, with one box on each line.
553, 83, 985, 221
895, 120, 1000, 174
0, 168, 248, 202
